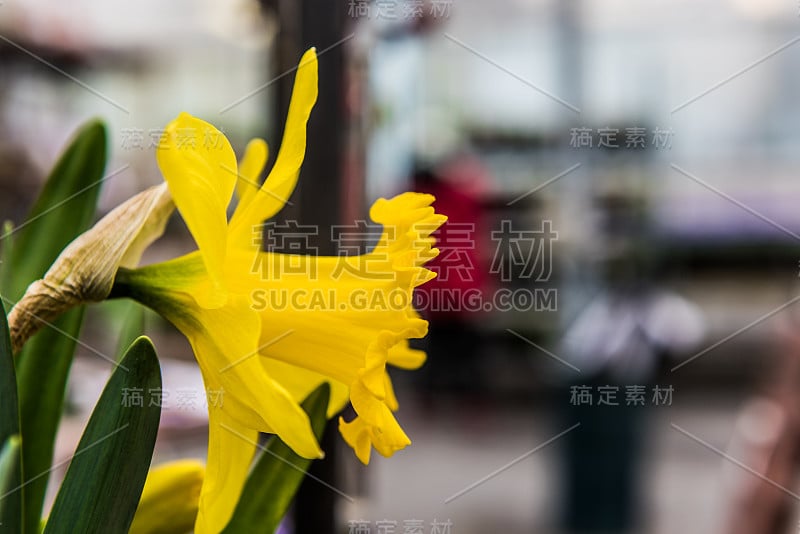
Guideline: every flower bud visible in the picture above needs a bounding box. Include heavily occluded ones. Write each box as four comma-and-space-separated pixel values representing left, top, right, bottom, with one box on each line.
129, 460, 205, 534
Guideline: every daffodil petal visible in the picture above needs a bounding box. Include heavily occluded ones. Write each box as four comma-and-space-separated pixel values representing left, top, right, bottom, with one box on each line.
249, 369, 325, 459
338, 416, 373, 464
346, 380, 411, 462
387, 341, 427, 370
195, 407, 257, 534
383, 371, 399, 411
157, 112, 237, 308
228, 48, 318, 248
341, 385, 412, 464
113, 270, 327, 461
184, 296, 324, 460
261, 358, 350, 418
235, 138, 268, 212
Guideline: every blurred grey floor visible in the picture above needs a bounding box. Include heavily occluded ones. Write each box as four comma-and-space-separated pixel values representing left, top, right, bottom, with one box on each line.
341, 393, 763, 534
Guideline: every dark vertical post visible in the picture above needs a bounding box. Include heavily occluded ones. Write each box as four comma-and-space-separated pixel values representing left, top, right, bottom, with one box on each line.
270, 0, 347, 533
272, 0, 347, 247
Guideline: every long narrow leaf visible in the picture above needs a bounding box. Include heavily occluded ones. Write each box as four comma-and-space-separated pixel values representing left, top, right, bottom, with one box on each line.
0, 436, 22, 531
15, 308, 84, 533
43, 337, 161, 534
0, 220, 14, 303
0, 299, 21, 533
3, 120, 108, 533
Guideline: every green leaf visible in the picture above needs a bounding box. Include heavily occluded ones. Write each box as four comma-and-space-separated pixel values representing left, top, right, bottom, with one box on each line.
223, 383, 331, 534
0, 299, 19, 443
16, 308, 84, 534
13, 318, 84, 534
43, 337, 162, 534
2, 119, 107, 302
0, 119, 108, 533
0, 220, 14, 302
0, 436, 22, 530
0, 298, 21, 533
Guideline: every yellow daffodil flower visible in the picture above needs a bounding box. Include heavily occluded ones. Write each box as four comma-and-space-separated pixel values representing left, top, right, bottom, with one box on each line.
111, 48, 446, 533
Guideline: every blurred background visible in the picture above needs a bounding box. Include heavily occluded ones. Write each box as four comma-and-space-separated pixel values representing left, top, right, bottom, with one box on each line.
3, 0, 800, 532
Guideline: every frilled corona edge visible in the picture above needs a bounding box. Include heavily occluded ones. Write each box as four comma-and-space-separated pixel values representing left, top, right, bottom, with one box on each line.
338, 192, 446, 463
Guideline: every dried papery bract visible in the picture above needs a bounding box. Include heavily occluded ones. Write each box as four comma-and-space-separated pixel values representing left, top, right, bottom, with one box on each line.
8, 184, 173, 353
